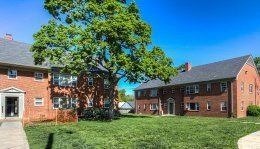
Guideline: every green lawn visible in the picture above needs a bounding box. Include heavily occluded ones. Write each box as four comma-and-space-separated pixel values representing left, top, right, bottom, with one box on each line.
25, 115, 260, 149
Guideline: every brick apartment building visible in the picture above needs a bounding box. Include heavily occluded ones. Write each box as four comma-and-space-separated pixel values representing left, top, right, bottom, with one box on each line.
135, 55, 260, 118
0, 35, 114, 122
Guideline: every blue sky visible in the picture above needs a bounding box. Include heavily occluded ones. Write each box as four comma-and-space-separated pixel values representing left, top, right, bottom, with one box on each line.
0, 0, 260, 95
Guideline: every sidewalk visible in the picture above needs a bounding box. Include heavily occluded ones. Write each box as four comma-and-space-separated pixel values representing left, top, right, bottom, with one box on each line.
238, 131, 260, 149
0, 121, 29, 149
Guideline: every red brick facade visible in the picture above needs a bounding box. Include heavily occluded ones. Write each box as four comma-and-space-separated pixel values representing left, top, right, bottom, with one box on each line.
0, 64, 115, 122
135, 63, 260, 118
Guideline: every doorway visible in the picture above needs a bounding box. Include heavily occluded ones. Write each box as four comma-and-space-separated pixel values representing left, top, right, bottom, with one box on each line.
5, 97, 19, 117
168, 99, 175, 115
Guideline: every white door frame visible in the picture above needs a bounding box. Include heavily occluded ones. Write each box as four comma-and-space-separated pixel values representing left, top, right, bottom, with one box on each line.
167, 98, 175, 115
0, 87, 25, 119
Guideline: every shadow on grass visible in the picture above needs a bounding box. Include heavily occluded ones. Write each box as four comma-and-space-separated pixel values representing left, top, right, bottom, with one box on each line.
45, 133, 54, 149
120, 114, 152, 118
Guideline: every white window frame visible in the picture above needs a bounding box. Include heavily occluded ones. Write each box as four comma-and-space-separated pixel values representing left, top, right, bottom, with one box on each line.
220, 82, 228, 92
34, 72, 44, 81
241, 82, 244, 92
8, 69, 17, 79
88, 77, 94, 86
88, 98, 93, 107
186, 85, 199, 94
144, 104, 146, 110
104, 78, 110, 89
150, 103, 158, 110
186, 103, 199, 111
249, 84, 253, 93
53, 97, 77, 109
150, 89, 158, 97
220, 101, 227, 111
52, 73, 77, 87
34, 98, 44, 106
206, 83, 211, 92
137, 91, 141, 97
104, 99, 110, 108
163, 89, 167, 94
206, 101, 211, 111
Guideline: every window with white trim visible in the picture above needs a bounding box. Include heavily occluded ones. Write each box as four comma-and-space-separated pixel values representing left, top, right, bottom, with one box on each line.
137, 91, 141, 97
220, 101, 227, 111
206, 83, 211, 92
88, 77, 94, 86
104, 79, 110, 89
104, 99, 110, 108
144, 104, 147, 110
150, 103, 158, 110
53, 97, 77, 109
220, 82, 228, 92
241, 101, 244, 111
206, 101, 211, 111
35, 98, 44, 106
186, 85, 199, 94
8, 69, 17, 79
88, 98, 93, 107
241, 82, 244, 92
163, 89, 167, 94
34, 72, 44, 81
186, 103, 199, 111
249, 84, 253, 93
52, 73, 77, 87
150, 89, 158, 97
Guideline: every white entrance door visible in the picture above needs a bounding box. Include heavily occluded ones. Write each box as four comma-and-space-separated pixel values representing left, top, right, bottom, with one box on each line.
168, 99, 175, 115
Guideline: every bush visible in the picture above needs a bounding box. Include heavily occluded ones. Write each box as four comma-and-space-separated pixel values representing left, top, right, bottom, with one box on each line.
83, 108, 121, 120
247, 105, 260, 116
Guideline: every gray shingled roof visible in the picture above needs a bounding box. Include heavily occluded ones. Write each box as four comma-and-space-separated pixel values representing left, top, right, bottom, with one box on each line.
135, 55, 252, 90
0, 38, 108, 71
0, 38, 49, 69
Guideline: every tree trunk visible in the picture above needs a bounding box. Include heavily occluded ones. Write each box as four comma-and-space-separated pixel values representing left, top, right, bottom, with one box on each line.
107, 77, 118, 120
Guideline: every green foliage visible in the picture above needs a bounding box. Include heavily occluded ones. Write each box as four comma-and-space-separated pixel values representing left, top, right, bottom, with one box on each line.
25, 116, 260, 148
247, 105, 260, 116
118, 89, 133, 102
254, 57, 260, 70
31, 0, 177, 84
83, 108, 121, 120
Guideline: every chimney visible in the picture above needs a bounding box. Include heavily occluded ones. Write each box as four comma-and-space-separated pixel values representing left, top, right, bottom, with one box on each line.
4, 33, 13, 40
185, 62, 192, 71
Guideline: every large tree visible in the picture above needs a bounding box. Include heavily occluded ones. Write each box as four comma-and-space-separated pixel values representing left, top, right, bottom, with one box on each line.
31, 0, 177, 118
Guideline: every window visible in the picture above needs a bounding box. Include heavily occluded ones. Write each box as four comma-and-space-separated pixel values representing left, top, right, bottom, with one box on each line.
53, 97, 77, 109
8, 69, 17, 79
206, 83, 211, 92
220, 101, 227, 111
186, 85, 199, 94
144, 104, 147, 110
207, 101, 211, 111
35, 98, 44, 106
163, 89, 167, 94
137, 91, 141, 97
220, 82, 228, 92
172, 89, 175, 93
249, 84, 253, 93
241, 101, 244, 111
150, 103, 158, 110
34, 72, 44, 81
241, 82, 244, 92
104, 79, 110, 89
180, 87, 185, 93
138, 105, 140, 110
150, 89, 158, 97
104, 99, 110, 108
52, 73, 77, 87
88, 98, 93, 107
180, 102, 184, 109
88, 77, 94, 86
141, 90, 146, 96
186, 103, 199, 111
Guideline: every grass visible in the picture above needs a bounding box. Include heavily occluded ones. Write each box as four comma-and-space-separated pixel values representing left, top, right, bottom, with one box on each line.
25, 115, 260, 149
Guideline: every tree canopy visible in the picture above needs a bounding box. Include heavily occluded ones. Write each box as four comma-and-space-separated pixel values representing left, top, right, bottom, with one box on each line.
118, 89, 134, 102
254, 57, 260, 71
31, 0, 177, 117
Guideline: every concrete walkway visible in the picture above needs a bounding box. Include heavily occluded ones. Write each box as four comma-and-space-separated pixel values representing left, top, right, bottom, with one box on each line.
0, 121, 29, 149
238, 131, 260, 149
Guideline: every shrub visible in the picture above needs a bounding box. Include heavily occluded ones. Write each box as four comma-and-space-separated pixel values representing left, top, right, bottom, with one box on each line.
83, 108, 121, 120
247, 105, 260, 116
